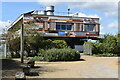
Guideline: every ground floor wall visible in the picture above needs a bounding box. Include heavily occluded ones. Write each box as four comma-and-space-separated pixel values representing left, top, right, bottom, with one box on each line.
44, 37, 87, 52
44, 37, 100, 52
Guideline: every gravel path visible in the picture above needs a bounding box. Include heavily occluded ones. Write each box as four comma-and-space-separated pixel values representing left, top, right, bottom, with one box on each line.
2, 55, 118, 78
30, 55, 118, 78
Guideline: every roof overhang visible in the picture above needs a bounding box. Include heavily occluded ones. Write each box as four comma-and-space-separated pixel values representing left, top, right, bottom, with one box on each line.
8, 14, 24, 31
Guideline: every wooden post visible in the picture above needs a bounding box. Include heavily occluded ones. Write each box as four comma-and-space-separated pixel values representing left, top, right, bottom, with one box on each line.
20, 23, 24, 63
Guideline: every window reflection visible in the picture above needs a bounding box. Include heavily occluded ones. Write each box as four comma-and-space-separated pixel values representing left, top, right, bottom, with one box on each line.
56, 22, 72, 31
85, 24, 94, 31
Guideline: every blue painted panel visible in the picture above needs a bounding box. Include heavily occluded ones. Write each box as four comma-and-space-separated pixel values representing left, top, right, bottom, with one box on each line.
58, 31, 65, 36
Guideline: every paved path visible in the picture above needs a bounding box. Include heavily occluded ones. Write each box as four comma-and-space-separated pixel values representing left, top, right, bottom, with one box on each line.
29, 55, 118, 78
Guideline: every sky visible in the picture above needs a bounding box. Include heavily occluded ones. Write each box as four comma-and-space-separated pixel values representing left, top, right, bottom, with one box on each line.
0, 0, 119, 35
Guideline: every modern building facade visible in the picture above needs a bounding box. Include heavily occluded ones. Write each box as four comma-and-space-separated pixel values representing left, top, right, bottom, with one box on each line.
8, 6, 100, 51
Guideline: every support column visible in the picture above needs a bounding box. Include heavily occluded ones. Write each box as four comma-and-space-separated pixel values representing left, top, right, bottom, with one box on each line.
20, 23, 24, 63
74, 23, 76, 31
83, 24, 85, 31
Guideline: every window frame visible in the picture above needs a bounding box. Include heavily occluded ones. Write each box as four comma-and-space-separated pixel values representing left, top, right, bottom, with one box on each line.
56, 22, 72, 31
84, 24, 95, 32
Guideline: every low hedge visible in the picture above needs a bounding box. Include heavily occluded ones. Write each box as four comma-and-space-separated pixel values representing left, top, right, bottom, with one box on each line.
93, 53, 118, 57
27, 56, 44, 60
44, 48, 80, 61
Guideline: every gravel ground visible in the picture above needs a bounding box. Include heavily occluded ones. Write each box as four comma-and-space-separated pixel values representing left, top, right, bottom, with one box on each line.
34, 55, 118, 78
1, 55, 118, 78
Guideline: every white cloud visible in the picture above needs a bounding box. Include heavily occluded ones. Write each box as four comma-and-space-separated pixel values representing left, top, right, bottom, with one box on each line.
100, 26, 104, 31
0, 20, 11, 29
105, 12, 117, 18
100, 32, 105, 35
100, 25, 105, 36
37, 0, 59, 6
36, 0, 119, 3
0, 20, 11, 34
68, 2, 118, 18
1, 0, 119, 2
37, 1, 118, 18
108, 22, 118, 28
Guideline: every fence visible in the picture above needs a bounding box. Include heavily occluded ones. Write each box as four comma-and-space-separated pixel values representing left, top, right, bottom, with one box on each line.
83, 43, 92, 55
0, 43, 7, 58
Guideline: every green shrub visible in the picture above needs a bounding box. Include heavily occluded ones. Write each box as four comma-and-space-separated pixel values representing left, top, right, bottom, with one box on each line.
52, 40, 68, 49
44, 48, 80, 61
27, 56, 43, 60
40, 39, 69, 50
38, 49, 45, 57
43, 39, 53, 49
93, 53, 117, 57
91, 34, 118, 55
6, 55, 12, 58
92, 42, 103, 54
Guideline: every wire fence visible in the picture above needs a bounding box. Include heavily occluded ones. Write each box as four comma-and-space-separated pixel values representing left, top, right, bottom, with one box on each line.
0, 43, 6, 59
83, 43, 92, 55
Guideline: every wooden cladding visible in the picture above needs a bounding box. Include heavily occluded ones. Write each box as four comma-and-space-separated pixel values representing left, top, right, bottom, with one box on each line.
74, 23, 84, 31
75, 23, 80, 31
50, 22, 55, 30
72, 20, 83, 23
23, 15, 100, 34
44, 22, 49, 30
95, 24, 100, 32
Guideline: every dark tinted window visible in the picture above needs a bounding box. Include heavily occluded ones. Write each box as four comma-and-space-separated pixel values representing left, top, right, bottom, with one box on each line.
56, 22, 72, 30
85, 24, 94, 31
56, 25, 60, 30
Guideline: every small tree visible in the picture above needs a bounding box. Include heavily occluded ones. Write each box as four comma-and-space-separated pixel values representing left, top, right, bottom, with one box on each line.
114, 34, 120, 55
8, 37, 20, 57
91, 34, 118, 55
24, 33, 44, 56
101, 35, 117, 53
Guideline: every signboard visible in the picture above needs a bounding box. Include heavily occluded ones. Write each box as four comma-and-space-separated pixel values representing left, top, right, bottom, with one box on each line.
58, 31, 65, 36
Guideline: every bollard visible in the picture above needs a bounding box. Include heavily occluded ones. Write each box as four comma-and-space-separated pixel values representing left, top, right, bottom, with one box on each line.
15, 72, 26, 80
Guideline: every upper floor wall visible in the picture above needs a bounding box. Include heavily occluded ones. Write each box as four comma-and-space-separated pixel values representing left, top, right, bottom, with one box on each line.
8, 14, 100, 38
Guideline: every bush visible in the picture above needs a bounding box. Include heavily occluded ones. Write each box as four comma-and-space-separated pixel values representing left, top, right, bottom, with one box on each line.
38, 49, 45, 57
43, 39, 53, 49
27, 56, 43, 60
44, 48, 80, 61
38, 39, 69, 50
93, 53, 117, 57
85, 34, 118, 55
92, 42, 103, 54
52, 40, 68, 49
6, 55, 12, 58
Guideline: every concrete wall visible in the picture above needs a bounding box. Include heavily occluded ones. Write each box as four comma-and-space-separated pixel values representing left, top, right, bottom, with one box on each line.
75, 45, 83, 52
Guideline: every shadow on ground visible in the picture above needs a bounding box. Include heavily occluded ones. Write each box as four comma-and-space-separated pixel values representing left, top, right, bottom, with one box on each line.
2, 59, 23, 70
1, 59, 25, 78
1, 58, 86, 78
79, 59, 86, 61
27, 72, 39, 76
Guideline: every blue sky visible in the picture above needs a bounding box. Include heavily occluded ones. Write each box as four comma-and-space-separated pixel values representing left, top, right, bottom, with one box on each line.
0, 1, 118, 35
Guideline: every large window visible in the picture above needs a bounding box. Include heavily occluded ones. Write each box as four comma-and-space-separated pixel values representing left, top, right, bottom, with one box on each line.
56, 22, 72, 31
56, 25, 60, 30
84, 24, 94, 31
